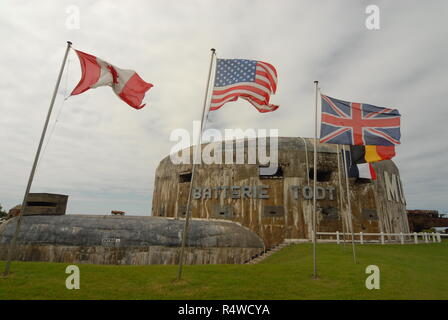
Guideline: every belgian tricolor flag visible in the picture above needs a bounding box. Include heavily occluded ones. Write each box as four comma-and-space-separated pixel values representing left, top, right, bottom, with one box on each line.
350, 145, 395, 164
345, 145, 395, 180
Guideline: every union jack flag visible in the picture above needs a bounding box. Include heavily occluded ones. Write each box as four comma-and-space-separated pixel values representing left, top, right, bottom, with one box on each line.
210, 58, 278, 113
320, 95, 401, 146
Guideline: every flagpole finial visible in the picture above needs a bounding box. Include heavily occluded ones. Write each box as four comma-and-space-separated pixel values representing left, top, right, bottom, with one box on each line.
67, 41, 72, 46
314, 80, 319, 84
211, 48, 216, 53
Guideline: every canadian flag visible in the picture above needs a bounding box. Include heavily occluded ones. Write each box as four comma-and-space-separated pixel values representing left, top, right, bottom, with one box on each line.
71, 50, 153, 109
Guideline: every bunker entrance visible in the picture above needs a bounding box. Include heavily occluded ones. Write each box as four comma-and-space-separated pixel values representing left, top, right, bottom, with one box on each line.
309, 169, 332, 181
179, 172, 192, 183
26, 201, 57, 207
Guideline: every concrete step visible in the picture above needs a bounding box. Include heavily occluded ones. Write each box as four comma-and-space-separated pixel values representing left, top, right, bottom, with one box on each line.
244, 241, 291, 264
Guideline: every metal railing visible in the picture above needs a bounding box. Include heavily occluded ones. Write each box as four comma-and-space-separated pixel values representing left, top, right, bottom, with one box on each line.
313, 231, 444, 244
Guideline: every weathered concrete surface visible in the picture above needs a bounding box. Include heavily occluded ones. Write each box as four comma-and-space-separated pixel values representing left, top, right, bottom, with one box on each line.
407, 210, 448, 232
8, 193, 68, 217
152, 137, 410, 248
371, 160, 410, 238
0, 215, 264, 265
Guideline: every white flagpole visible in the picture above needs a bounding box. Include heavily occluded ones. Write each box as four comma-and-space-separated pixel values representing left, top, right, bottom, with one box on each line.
342, 145, 357, 263
177, 48, 216, 281
3, 41, 72, 277
312, 80, 319, 279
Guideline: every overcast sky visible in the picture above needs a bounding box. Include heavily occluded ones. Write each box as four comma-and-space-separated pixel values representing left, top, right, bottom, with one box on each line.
0, 0, 447, 215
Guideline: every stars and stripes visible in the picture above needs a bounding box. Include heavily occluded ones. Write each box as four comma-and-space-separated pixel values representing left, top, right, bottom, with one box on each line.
320, 95, 401, 146
210, 58, 279, 113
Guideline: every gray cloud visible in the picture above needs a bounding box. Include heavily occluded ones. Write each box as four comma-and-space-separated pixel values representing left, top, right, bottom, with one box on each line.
0, 0, 447, 215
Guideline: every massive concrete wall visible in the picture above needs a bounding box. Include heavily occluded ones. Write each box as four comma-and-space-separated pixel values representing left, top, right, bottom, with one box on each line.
407, 210, 448, 232
152, 137, 409, 248
23, 193, 68, 216
0, 215, 264, 265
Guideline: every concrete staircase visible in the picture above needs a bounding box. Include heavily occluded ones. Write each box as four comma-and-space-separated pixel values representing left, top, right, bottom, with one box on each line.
244, 241, 291, 264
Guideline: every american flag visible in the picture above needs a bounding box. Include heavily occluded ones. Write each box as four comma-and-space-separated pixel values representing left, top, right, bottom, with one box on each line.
320, 95, 401, 146
210, 58, 278, 113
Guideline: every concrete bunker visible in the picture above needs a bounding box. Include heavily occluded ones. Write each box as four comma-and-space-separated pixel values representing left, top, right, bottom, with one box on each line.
0, 215, 264, 265
152, 137, 410, 248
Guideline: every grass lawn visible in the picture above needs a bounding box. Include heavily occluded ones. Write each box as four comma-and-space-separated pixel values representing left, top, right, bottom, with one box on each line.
1, 243, 447, 300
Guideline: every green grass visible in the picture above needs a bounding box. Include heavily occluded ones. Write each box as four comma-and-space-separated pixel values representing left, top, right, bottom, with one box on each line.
1, 243, 448, 300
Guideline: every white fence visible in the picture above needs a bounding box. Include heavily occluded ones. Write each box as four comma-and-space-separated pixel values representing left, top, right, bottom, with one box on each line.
314, 231, 446, 244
